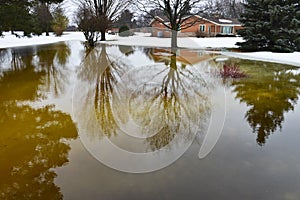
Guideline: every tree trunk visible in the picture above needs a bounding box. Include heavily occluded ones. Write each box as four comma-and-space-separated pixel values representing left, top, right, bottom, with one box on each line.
170, 54, 177, 70
46, 23, 49, 36
171, 30, 178, 54
100, 30, 106, 41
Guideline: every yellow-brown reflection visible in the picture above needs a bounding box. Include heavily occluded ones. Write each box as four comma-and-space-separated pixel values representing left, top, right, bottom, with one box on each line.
0, 47, 43, 101
226, 59, 300, 145
36, 43, 71, 97
78, 44, 128, 138
0, 104, 77, 200
77, 46, 211, 152
0, 45, 77, 200
130, 52, 210, 151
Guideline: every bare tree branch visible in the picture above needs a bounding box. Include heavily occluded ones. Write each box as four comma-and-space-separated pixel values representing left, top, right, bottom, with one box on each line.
75, 0, 131, 46
134, 0, 203, 48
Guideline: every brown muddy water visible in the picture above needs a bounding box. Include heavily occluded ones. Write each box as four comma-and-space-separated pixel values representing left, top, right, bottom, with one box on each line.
1, 41, 300, 200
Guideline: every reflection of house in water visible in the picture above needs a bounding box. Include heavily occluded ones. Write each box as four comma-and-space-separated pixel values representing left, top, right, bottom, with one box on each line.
147, 48, 218, 65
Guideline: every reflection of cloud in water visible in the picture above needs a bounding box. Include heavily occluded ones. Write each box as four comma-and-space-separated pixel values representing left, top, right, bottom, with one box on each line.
72, 45, 218, 173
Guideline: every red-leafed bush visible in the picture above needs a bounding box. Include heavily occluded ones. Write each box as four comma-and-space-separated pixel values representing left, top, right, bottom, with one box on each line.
220, 64, 247, 78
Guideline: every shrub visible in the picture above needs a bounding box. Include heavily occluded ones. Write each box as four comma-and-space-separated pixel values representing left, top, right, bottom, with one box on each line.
51, 7, 69, 36
195, 30, 207, 38
220, 64, 247, 78
216, 34, 236, 37
119, 25, 130, 37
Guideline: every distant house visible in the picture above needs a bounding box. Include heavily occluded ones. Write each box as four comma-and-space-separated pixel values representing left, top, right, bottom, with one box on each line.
150, 15, 243, 37
66, 26, 78, 32
107, 27, 119, 35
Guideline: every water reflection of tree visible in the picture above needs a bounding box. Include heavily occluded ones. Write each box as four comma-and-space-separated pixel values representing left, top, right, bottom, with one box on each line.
231, 61, 300, 145
77, 46, 210, 151
118, 45, 134, 56
0, 48, 44, 101
0, 105, 77, 200
37, 43, 71, 97
0, 49, 7, 66
0, 47, 36, 72
78, 44, 128, 137
0, 56, 77, 199
128, 53, 209, 151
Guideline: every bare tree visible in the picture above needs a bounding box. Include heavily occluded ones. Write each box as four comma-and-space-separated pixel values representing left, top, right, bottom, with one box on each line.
75, 4, 102, 47
202, 0, 244, 18
135, 0, 203, 50
75, 0, 130, 46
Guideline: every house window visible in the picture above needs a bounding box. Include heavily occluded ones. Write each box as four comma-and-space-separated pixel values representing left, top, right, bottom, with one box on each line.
199, 25, 206, 32
178, 24, 181, 32
221, 26, 233, 34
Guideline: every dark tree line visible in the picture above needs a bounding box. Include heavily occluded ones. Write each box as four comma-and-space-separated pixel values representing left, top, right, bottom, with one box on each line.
0, 0, 68, 37
0, 0, 32, 36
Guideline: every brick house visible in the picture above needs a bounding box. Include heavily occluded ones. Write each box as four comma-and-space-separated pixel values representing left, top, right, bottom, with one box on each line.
150, 15, 243, 37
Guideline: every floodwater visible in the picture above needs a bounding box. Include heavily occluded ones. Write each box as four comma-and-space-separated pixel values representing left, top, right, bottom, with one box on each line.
1, 41, 300, 200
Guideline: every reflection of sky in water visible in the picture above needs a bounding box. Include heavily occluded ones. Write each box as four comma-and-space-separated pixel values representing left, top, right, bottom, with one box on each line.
72, 45, 214, 173
1, 41, 300, 199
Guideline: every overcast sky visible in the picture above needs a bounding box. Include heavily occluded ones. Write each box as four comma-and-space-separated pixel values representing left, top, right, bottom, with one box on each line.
61, 0, 78, 25
60, 0, 209, 25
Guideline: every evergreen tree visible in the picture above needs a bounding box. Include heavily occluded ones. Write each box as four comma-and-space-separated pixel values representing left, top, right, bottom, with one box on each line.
268, 1, 300, 52
0, 0, 33, 36
237, 0, 300, 52
33, 0, 64, 36
0, 0, 64, 36
51, 6, 69, 36
114, 10, 136, 29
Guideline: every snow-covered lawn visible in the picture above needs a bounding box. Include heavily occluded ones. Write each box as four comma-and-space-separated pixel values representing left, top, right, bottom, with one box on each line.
1, 31, 299, 67
100, 32, 245, 49
221, 51, 300, 67
0, 32, 85, 49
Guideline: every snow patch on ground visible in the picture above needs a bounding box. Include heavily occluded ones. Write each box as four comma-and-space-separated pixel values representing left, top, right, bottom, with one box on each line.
0, 31, 243, 49
1, 31, 299, 67
0, 32, 86, 49
222, 51, 300, 67
219, 19, 233, 23
101, 33, 244, 49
